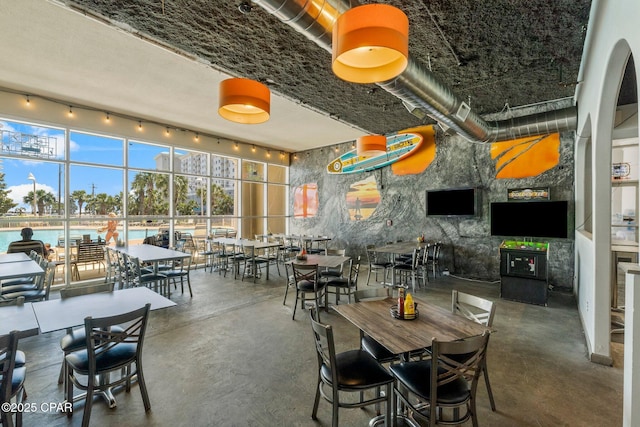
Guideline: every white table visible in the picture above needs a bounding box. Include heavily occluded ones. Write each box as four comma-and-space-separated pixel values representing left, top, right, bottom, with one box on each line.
113, 244, 191, 267
0, 252, 31, 263
0, 259, 44, 281
0, 303, 39, 338
31, 287, 176, 333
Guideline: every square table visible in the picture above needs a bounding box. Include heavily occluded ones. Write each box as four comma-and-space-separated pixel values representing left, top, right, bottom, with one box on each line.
0, 259, 45, 281
0, 303, 39, 338
288, 254, 350, 269
0, 252, 31, 263
333, 296, 488, 358
31, 286, 176, 333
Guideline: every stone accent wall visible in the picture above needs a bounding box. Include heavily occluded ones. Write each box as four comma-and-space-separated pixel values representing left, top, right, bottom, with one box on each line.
290, 107, 575, 290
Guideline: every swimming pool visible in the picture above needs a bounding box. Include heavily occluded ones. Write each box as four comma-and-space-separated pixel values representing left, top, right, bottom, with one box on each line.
0, 228, 194, 253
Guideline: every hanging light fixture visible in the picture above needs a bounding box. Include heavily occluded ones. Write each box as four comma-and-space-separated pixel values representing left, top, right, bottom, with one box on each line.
332, 4, 409, 83
218, 78, 270, 124
356, 135, 387, 157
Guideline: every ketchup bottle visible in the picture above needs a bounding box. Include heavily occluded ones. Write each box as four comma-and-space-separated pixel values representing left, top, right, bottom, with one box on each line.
397, 287, 405, 318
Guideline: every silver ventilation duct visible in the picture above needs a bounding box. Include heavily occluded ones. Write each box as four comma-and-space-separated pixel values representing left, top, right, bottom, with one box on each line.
252, 0, 577, 143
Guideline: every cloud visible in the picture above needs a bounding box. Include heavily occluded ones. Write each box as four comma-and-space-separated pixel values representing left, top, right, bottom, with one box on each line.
7, 183, 57, 210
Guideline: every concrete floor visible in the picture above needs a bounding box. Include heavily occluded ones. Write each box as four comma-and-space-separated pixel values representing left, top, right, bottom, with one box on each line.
17, 265, 623, 427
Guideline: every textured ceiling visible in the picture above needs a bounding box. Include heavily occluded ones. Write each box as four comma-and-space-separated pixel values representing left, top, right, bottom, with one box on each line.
64, 0, 593, 138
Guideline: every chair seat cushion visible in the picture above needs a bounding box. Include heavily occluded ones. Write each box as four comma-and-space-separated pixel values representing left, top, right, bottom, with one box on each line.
1, 283, 39, 294
66, 342, 137, 374
0, 350, 26, 369
1, 277, 35, 287
1, 289, 45, 301
325, 278, 350, 288
320, 349, 393, 389
60, 326, 125, 352
319, 271, 342, 278
297, 280, 325, 292
361, 335, 398, 363
390, 360, 470, 405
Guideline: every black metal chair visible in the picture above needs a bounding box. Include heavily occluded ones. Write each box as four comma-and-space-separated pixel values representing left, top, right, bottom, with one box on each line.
1, 330, 26, 427
65, 304, 152, 427
291, 263, 326, 321
390, 332, 491, 427
309, 309, 393, 427
57, 283, 117, 387
324, 256, 361, 305
365, 244, 392, 286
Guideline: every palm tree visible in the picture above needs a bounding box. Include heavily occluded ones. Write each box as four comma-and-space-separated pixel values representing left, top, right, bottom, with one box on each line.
37, 190, 56, 215
71, 190, 88, 217
0, 173, 17, 214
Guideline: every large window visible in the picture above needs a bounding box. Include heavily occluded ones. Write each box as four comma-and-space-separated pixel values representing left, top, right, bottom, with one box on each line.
0, 117, 289, 284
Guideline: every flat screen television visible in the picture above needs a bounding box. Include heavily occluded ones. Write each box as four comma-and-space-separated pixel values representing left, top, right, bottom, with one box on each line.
490, 200, 568, 238
426, 188, 478, 217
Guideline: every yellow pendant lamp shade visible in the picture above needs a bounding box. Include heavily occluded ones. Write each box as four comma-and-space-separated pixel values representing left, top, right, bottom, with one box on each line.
332, 4, 409, 84
357, 135, 387, 157
218, 78, 271, 124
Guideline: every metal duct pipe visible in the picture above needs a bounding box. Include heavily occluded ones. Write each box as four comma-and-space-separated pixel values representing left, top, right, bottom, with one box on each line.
252, 0, 577, 142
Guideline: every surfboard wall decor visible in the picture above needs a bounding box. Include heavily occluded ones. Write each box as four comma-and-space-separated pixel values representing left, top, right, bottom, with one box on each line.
327, 131, 423, 175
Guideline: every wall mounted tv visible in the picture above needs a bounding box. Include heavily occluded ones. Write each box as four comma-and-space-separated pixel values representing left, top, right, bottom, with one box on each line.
490, 200, 569, 239
426, 188, 479, 217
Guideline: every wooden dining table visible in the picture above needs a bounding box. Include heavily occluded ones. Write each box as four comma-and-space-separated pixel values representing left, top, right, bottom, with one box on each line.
372, 241, 429, 287
288, 254, 350, 269
333, 295, 488, 359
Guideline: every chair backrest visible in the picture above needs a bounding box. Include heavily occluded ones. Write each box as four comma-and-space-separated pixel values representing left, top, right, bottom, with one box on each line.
61, 282, 114, 299
430, 332, 490, 419
83, 303, 151, 372
354, 287, 390, 302
451, 290, 496, 327
308, 309, 338, 386
41, 261, 56, 300
324, 248, 346, 273
7, 239, 45, 256
347, 255, 361, 284
0, 331, 19, 406
291, 263, 319, 287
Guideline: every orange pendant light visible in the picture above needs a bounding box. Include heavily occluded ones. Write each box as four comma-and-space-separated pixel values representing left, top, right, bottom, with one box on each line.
218, 78, 271, 124
332, 4, 409, 84
357, 134, 387, 157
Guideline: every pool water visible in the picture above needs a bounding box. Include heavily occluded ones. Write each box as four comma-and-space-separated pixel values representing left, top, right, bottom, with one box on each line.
0, 228, 193, 253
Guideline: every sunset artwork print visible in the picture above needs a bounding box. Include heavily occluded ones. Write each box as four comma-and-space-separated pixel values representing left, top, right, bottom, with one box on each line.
293, 183, 318, 218
491, 133, 561, 178
346, 176, 380, 221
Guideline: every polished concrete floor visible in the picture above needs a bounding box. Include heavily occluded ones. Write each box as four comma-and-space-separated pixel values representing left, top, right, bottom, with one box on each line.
17, 264, 623, 427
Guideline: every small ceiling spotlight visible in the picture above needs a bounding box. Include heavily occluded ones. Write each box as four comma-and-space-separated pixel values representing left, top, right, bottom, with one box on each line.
138, 121, 143, 131
165, 127, 170, 136
266, 150, 271, 158
252, 145, 256, 152
238, 1, 252, 14
68, 106, 74, 117
105, 112, 110, 122
25, 95, 30, 106
234, 142, 239, 150
195, 133, 200, 142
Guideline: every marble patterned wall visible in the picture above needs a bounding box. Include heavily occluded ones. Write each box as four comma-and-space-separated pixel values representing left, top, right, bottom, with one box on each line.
289, 106, 576, 289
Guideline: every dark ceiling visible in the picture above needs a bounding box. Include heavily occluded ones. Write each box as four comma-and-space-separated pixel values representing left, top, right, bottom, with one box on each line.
66, 0, 596, 136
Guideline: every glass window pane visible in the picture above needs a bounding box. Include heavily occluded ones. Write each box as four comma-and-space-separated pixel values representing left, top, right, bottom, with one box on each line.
70, 131, 123, 166
175, 149, 208, 176
267, 184, 286, 216
174, 174, 201, 216
0, 119, 64, 160
128, 140, 170, 171
70, 165, 123, 216
212, 155, 237, 178
241, 217, 264, 239
127, 170, 170, 217
267, 217, 286, 235
268, 164, 286, 184
242, 161, 264, 181
212, 179, 236, 216
1, 160, 65, 217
